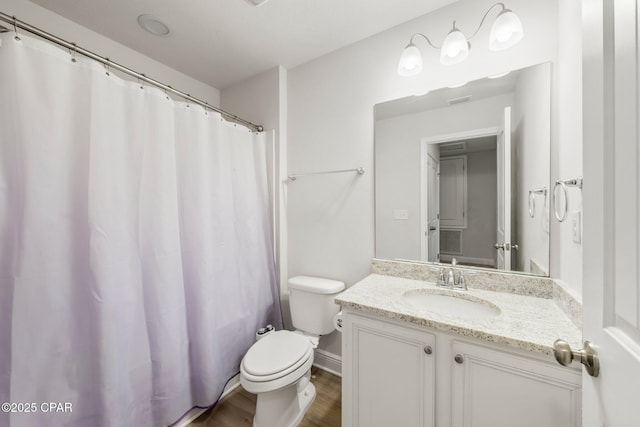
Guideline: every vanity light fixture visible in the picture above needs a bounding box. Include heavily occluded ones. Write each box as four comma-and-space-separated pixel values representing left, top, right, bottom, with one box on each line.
397, 2, 523, 77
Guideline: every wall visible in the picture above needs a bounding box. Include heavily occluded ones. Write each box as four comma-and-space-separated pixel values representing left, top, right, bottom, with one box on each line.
554, 0, 583, 299
2, 0, 220, 106
513, 63, 552, 275
221, 66, 290, 324
375, 94, 511, 261
288, 0, 561, 357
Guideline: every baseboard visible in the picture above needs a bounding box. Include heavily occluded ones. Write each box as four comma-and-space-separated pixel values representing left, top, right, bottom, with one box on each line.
313, 349, 342, 377
174, 407, 208, 427
174, 374, 241, 426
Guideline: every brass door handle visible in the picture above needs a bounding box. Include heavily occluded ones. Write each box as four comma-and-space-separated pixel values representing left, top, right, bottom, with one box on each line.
553, 339, 600, 377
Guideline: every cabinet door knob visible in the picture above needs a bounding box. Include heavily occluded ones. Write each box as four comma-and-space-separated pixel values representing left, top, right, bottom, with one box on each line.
454, 354, 464, 364
424, 345, 432, 355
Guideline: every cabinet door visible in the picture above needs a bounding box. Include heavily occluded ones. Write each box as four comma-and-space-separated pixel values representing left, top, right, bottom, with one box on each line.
343, 315, 435, 427
451, 341, 581, 427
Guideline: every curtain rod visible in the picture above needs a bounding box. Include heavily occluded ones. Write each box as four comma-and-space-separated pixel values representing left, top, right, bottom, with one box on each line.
0, 12, 264, 133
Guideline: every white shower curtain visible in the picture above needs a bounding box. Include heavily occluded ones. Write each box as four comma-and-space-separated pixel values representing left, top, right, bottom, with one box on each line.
0, 33, 282, 427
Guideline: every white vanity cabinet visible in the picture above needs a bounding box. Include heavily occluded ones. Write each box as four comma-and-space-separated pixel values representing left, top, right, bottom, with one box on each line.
342, 312, 582, 427
450, 341, 582, 427
342, 314, 436, 427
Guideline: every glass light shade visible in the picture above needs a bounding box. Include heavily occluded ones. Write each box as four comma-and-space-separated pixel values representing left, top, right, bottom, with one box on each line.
489, 9, 524, 51
440, 29, 469, 66
398, 43, 423, 77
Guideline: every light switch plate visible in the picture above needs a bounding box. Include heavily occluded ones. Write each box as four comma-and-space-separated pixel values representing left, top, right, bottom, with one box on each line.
571, 212, 581, 244
394, 209, 409, 220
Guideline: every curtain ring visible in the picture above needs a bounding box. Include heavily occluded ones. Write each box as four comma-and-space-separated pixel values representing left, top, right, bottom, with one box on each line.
104, 60, 110, 76
553, 180, 568, 222
12, 16, 21, 41
528, 191, 535, 218
69, 42, 78, 63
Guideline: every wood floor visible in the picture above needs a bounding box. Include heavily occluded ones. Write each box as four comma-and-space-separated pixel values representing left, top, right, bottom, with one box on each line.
191, 367, 341, 427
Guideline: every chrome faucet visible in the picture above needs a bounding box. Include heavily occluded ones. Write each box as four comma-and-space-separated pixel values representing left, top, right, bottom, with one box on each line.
437, 258, 467, 290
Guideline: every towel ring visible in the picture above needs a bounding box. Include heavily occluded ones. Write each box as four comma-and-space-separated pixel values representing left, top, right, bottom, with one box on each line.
553, 178, 582, 222
528, 188, 547, 218
528, 192, 535, 218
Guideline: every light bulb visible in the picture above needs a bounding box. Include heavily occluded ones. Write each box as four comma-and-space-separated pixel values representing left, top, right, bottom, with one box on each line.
489, 9, 524, 51
398, 43, 423, 77
440, 28, 469, 66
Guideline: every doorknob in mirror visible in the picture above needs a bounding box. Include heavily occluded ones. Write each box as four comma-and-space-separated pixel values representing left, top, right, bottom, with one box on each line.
494, 243, 518, 251
553, 339, 599, 377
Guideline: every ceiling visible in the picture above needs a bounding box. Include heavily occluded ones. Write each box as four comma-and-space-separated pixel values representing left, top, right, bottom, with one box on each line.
30, 0, 457, 89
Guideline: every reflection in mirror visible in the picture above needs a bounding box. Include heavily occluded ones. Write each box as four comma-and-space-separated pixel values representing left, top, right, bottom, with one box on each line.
375, 62, 551, 276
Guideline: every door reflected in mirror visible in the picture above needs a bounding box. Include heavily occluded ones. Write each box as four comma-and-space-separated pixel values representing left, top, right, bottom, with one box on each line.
375, 62, 550, 276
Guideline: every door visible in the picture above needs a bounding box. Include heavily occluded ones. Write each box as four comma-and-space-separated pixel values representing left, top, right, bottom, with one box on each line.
582, 0, 640, 425
451, 342, 581, 427
342, 314, 435, 427
496, 107, 512, 269
427, 154, 440, 262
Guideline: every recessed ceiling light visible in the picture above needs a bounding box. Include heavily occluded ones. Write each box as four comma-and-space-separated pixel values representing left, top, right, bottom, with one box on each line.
137, 15, 172, 37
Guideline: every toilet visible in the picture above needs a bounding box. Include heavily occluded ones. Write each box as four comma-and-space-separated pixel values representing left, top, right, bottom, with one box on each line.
240, 276, 345, 427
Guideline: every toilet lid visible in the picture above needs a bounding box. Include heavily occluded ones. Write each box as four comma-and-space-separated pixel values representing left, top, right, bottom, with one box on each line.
242, 330, 312, 377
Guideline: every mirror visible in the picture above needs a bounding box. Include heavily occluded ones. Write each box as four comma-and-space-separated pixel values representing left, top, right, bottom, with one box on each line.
375, 62, 551, 276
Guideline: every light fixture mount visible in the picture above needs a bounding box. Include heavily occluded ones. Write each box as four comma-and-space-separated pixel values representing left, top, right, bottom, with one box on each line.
244, 0, 271, 6
397, 2, 523, 76
137, 14, 172, 37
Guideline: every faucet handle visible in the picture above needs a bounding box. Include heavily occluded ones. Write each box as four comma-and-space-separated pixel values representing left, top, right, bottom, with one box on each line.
437, 269, 446, 287
456, 272, 467, 290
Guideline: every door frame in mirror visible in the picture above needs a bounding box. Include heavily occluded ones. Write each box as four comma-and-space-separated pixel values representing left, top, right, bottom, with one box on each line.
420, 127, 500, 263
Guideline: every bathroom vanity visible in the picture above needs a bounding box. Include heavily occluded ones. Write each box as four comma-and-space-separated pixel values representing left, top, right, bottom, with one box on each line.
336, 265, 582, 427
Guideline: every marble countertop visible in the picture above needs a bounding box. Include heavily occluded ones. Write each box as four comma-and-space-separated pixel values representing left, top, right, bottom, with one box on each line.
335, 274, 582, 357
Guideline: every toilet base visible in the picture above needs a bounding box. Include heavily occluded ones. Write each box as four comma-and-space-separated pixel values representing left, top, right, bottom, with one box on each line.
252, 371, 316, 427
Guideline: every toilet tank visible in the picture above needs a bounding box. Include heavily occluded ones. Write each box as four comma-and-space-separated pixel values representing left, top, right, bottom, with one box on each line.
288, 276, 345, 335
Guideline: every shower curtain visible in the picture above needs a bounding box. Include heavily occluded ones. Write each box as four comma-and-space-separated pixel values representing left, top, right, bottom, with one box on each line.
0, 33, 282, 427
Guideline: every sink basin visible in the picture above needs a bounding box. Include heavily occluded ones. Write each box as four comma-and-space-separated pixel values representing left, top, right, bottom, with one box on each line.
402, 289, 501, 319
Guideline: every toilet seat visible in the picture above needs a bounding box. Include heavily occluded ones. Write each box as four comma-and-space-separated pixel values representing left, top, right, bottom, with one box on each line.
240, 330, 314, 393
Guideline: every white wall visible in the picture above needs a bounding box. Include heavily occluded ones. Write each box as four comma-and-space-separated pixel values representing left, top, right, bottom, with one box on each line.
513, 63, 552, 275
375, 94, 511, 261
220, 66, 290, 325
288, 0, 561, 356
554, 0, 583, 298
3, 0, 220, 106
